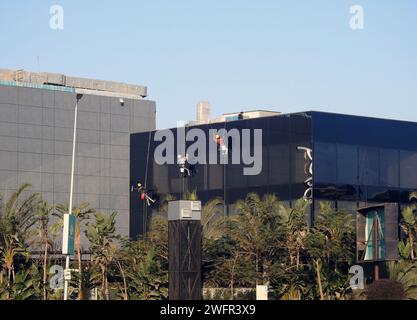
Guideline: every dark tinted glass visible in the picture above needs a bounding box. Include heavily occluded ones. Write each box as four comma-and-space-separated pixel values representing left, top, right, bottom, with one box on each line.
400, 150, 417, 189
358, 147, 379, 186
380, 149, 399, 187
314, 142, 337, 183
269, 144, 290, 184
337, 144, 358, 185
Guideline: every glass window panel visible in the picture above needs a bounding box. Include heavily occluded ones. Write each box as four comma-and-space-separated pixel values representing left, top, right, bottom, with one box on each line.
337, 144, 358, 185
365, 209, 385, 261
208, 164, 224, 190
314, 142, 337, 183
227, 165, 247, 188
400, 150, 417, 189
379, 149, 399, 187
358, 147, 379, 186
269, 144, 290, 184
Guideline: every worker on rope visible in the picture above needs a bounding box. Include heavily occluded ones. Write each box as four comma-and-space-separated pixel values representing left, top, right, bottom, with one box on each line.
131, 181, 155, 206
178, 154, 196, 178
213, 133, 228, 156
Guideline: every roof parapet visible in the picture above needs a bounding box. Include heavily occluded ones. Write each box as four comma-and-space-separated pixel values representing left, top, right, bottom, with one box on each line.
0, 68, 147, 98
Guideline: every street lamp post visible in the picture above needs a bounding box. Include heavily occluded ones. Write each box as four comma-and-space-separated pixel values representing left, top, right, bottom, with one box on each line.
63, 93, 83, 300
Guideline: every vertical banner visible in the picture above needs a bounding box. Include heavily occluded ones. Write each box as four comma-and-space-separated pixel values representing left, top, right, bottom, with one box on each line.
62, 214, 76, 255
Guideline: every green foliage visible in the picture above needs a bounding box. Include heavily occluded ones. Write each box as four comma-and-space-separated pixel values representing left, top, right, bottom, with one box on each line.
1, 184, 412, 301
146, 216, 168, 262
0, 264, 41, 300
386, 260, 417, 299
118, 239, 168, 300
0, 184, 41, 294
85, 211, 120, 300
229, 193, 283, 285
304, 202, 355, 300
398, 240, 412, 259
400, 204, 417, 260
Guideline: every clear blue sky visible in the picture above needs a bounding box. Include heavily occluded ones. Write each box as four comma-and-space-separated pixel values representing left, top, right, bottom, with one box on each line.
1, 1, 416, 129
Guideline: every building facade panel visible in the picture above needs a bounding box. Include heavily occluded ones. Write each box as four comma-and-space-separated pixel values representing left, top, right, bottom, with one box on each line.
130, 111, 417, 238
0, 79, 156, 243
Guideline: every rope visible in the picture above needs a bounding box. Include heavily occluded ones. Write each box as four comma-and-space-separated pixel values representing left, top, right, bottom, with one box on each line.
222, 120, 227, 217
143, 130, 152, 234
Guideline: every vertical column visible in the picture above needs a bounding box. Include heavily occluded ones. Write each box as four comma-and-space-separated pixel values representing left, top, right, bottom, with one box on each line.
168, 200, 202, 300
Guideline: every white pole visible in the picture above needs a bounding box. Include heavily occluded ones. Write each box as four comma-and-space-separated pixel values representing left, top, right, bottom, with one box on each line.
64, 95, 80, 300
63, 255, 70, 300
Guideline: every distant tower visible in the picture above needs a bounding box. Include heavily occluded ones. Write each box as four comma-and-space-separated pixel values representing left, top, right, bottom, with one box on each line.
196, 101, 211, 124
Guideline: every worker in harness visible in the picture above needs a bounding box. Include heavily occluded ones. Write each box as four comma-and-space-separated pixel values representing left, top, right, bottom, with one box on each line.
131, 181, 156, 207
214, 133, 228, 156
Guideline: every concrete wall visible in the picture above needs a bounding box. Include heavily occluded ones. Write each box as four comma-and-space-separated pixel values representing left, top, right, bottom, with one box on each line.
0, 83, 156, 247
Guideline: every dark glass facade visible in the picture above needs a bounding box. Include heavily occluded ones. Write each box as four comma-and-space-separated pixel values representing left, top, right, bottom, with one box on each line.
130, 111, 417, 238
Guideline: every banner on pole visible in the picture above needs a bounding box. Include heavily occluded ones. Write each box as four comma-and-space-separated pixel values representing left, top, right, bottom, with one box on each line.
62, 214, 76, 255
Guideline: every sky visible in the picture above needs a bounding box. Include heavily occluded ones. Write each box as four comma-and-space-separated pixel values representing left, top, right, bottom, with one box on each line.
0, 0, 416, 129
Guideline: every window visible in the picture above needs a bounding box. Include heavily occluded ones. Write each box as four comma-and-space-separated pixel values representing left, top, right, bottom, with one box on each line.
358, 147, 379, 186
337, 144, 358, 185
379, 149, 399, 187
314, 142, 337, 183
400, 150, 417, 189
365, 208, 385, 261
269, 144, 290, 184
208, 164, 224, 190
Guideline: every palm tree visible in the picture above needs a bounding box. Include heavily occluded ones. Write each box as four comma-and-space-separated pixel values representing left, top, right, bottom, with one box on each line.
306, 201, 355, 300
278, 199, 309, 271
119, 239, 168, 300
400, 206, 417, 260
54, 202, 95, 299
0, 184, 41, 294
386, 260, 417, 299
33, 201, 54, 300
85, 211, 120, 300
0, 264, 41, 300
147, 216, 168, 262
201, 198, 225, 242
229, 193, 282, 286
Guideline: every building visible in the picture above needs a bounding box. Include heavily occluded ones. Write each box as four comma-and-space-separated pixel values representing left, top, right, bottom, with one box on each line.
0, 69, 156, 242
130, 111, 417, 238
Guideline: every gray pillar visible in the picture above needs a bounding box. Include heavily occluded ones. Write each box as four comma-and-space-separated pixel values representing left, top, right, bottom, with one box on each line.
168, 200, 202, 300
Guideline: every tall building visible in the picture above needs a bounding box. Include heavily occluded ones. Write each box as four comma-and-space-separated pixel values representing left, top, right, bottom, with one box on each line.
0, 69, 156, 242
130, 111, 417, 238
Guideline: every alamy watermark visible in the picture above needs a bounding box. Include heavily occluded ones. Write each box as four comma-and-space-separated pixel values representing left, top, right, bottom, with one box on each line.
153, 124, 263, 176
349, 265, 365, 290
49, 265, 64, 290
49, 5, 64, 30
349, 5, 364, 30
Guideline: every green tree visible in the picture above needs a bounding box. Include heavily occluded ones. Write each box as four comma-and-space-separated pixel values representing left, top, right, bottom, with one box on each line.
85, 211, 120, 300
0, 264, 41, 300
201, 198, 225, 243
146, 216, 168, 262
0, 184, 41, 296
278, 199, 309, 271
118, 239, 168, 300
32, 201, 54, 300
229, 193, 282, 286
400, 206, 417, 260
386, 260, 417, 299
305, 202, 355, 300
